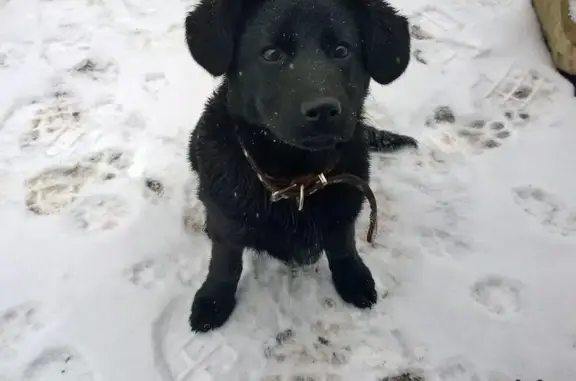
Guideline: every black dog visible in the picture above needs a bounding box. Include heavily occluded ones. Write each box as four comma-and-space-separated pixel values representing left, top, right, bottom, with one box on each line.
184, 0, 417, 332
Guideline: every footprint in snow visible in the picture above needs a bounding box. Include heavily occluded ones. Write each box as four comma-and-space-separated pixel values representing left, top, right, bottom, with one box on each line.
125, 245, 206, 291
0, 42, 34, 70
182, 179, 206, 235
125, 259, 164, 290
408, 7, 485, 66
486, 370, 513, 381
25, 148, 132, 215
143, 72, 168, 97
473, 66, 557, 112
67, 194, 130, 232
470, 275, 522, 319
22, 347, 96, 381
143, 178, 167, 205
72, 57, 119, 82
512, 186, 576, 237
25, 164, 95, 215
4, 90, 84, 155
380, 373, 425, 381
453, 0, 513, 10
0, 302, 43, 359
151, 296, 238, 381
264, 328, 350, 367
263, 374, 342, 381
435, 356, 481, 381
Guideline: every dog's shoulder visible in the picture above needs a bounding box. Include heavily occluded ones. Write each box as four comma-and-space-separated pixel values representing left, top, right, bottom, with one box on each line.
188, 83, 265, 213
189, 83, 236, 169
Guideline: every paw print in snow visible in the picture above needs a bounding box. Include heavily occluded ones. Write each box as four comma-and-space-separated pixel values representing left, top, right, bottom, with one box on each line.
80, 148, 132, 180
143, 72, 168, 97
425, 105, 526, 154
125, 249, 203, 290
67, 194, 130, 231
455, 118, 515, 152
0, 302, 43, 359
143, 178, 166, 204
262, 372, 343, 381
470, 276, 522, 319
380, 372, 425, 381
264, 327, 351, 369
418, 226, 471, 259
22, 347, 96, 381
72, 58, 118, 82
0, 42, 33, 69
512, 186, 576, 236
125, 259, 166, 289
435, 356, 480, 381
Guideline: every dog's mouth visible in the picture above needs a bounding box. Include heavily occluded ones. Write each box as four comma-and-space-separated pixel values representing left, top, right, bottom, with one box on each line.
298, 135, 340, 150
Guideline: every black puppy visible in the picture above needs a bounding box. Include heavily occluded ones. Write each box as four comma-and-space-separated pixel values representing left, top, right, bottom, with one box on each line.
185, 0, 417, 332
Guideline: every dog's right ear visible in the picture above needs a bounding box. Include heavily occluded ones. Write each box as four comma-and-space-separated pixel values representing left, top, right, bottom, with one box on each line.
355, 0, 411, 85
184, 0, 242, 76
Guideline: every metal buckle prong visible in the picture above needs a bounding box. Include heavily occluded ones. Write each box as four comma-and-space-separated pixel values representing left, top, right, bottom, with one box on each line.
297, 184, 305, 211
318, 173, 327, 185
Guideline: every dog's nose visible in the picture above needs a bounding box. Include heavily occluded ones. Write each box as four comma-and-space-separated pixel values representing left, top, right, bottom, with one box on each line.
301, 97, 342, 122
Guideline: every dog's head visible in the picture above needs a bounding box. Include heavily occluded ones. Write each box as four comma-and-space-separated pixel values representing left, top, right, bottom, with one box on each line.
185, 0, 410, 151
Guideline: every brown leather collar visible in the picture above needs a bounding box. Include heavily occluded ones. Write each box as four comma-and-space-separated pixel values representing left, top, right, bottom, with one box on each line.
237, 135, 378, 244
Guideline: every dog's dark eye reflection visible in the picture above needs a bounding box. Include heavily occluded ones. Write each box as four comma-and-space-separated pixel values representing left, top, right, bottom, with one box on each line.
334, 44, 350, 58
261, 47, 284, 62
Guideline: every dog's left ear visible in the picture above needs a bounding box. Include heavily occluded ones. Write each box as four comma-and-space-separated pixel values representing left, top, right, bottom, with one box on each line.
184, 0, 243, 76
356, 0, 411, 85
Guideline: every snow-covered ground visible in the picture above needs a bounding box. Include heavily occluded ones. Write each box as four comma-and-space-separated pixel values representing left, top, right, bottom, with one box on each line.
1, 0, 576, 380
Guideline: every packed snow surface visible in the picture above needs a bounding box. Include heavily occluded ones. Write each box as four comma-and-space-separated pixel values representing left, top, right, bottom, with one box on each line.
1, 0, 576, 380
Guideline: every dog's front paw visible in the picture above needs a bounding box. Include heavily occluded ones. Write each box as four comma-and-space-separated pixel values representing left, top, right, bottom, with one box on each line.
330, 258, 377, 309
380, 133, 418, 152
189, 282, 237, 333
365, 126, 418, 153
397, 134, 418, 149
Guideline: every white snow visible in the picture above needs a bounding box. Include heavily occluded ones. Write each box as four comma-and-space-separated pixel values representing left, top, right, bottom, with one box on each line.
1, 0, 576, 380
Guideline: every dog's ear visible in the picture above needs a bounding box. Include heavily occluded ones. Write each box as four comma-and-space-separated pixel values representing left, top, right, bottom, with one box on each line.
357, 0, 411, 85
184, 0, 243, 76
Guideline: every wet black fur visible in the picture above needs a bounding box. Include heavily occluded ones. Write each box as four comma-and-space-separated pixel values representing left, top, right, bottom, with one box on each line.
185, 0, 417, 332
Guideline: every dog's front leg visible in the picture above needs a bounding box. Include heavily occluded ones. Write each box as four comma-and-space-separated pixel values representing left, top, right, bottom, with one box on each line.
324, 224, 377, 309
189, 241, 243, 332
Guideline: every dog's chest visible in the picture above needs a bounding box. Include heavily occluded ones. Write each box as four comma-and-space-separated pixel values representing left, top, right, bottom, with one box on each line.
237, 182, 364, 249
245, 199, 325, 264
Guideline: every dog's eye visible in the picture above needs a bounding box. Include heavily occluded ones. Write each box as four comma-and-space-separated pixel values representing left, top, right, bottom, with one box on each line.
261, 48, 284, 62
334, 44, 350, 59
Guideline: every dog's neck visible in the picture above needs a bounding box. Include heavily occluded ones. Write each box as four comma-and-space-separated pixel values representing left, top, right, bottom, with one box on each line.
234, 122, 343, 179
